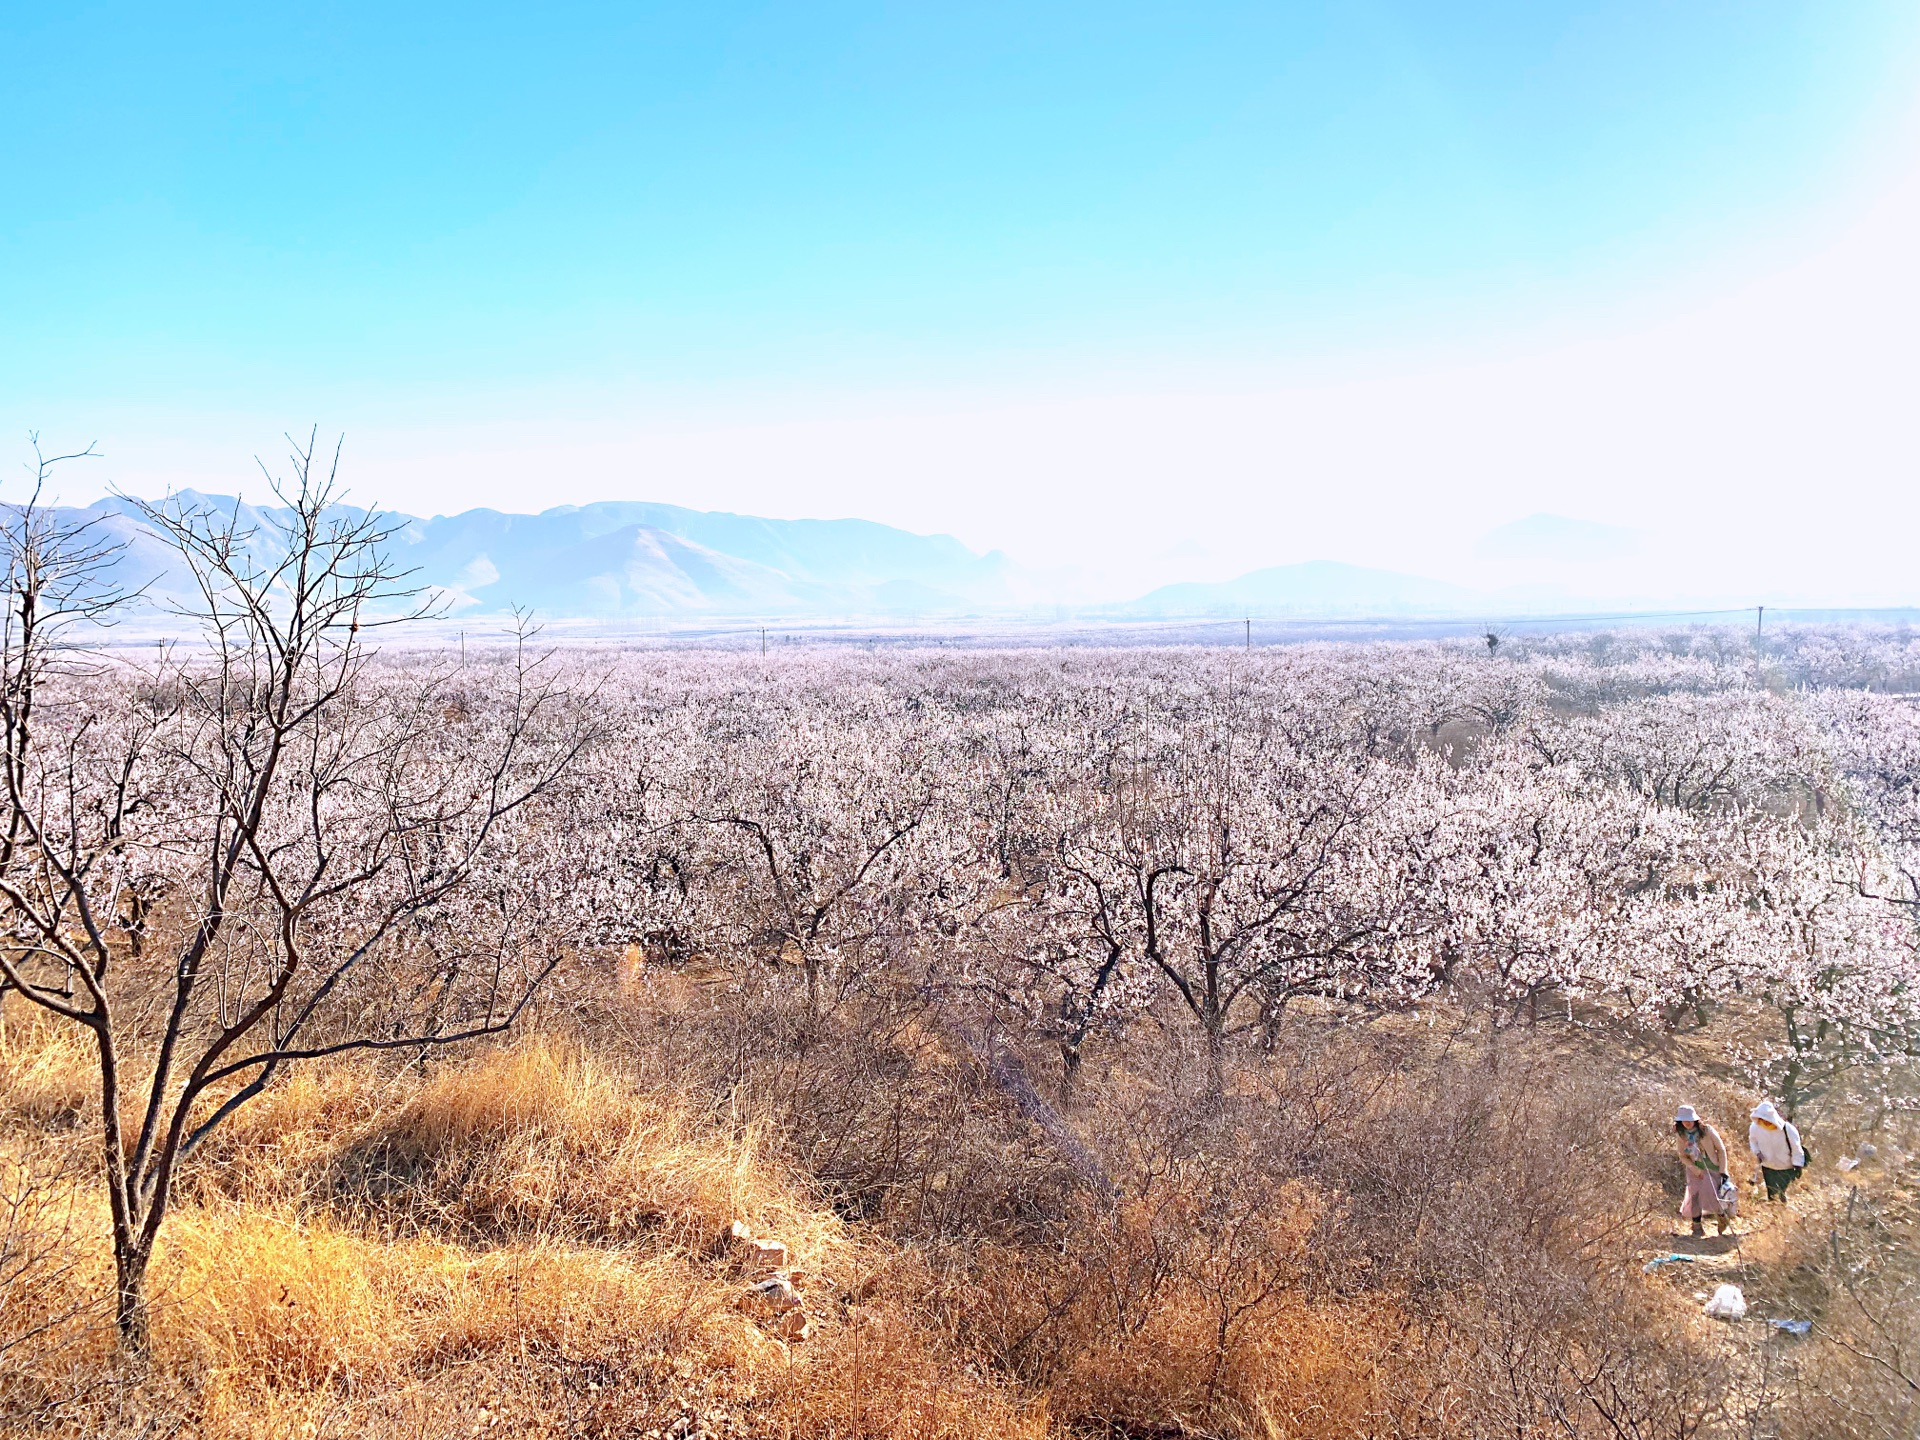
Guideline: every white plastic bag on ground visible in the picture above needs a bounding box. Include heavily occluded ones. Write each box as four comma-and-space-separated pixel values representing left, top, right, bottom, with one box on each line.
1704, 1284, 1747, 1320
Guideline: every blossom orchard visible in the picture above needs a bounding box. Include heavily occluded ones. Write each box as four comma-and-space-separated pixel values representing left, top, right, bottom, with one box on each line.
7, 463, 1920, 1344
552, 636, 1920, 1097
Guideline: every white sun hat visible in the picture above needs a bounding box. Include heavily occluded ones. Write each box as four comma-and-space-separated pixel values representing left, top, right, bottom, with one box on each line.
1751, 1101, 1783, 1125
1675, 1105, 1699, 1123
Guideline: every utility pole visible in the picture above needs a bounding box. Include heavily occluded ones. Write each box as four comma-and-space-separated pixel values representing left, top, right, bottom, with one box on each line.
760, 626, 767, 656
1245, 616, 1251, 651
1756, 605, 1764, 639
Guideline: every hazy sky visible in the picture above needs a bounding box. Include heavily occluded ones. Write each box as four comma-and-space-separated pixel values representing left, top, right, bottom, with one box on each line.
6, 3, 1919, 604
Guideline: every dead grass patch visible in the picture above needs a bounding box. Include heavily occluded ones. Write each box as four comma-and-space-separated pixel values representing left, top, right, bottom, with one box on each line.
1, 1032, 1040, 1438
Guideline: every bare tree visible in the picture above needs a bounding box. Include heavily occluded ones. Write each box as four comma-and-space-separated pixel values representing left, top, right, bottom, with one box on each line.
0, 438, 130, 1020
0, 432, 592, 1347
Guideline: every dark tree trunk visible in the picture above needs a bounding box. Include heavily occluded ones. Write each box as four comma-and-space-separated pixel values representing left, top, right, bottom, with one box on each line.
114, 1243, 152, 1351
1204, 1009, 1227, 1104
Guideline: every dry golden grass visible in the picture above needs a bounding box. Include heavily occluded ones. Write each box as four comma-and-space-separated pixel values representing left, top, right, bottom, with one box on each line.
193, 1039, 846, 1264
0, 1007, 95, 1128
0, 1022, 1042, 1439
9, 1001, 1909, 1438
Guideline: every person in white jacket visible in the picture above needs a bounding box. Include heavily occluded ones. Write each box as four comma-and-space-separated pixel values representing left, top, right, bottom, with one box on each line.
1748, 1101, 1806, 1203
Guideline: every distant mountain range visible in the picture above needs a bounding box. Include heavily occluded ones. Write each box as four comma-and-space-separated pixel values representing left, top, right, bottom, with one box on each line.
32, 493, 1024, 619
21, 494, 1613, 623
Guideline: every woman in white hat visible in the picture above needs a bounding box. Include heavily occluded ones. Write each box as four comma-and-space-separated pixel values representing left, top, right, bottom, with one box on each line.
1747, 1101, 1806, 1203
1673, 1106, 1735, 1237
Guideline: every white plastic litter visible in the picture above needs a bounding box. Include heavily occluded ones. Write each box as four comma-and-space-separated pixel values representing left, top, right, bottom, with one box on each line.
1704, 1285, 1748, 1321
1837, 1157, 1860, 1173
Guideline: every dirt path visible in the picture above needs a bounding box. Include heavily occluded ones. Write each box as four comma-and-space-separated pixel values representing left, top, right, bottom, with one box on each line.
1638, 1151, 1917, 1344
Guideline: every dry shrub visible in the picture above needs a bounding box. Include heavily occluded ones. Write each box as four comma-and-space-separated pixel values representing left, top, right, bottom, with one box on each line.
0, 1017, 109, 1422
178, 1038, 840, 1266
630, 989, 1086, 1239
943, 1173, 1400, 1437
1755, 1169, 1920, 1440
15, 995, 1897, 1439
362, 1039, 847, 1261
852, 1015, 1731, 1438
3, 1034, 1043, 1438
0, 1008, 95, 1128
769, 1288, 1050, 1440
0, 1147, 108, 1422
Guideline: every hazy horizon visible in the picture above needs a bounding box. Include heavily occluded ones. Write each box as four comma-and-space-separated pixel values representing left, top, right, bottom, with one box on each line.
8, 3, 1920, 610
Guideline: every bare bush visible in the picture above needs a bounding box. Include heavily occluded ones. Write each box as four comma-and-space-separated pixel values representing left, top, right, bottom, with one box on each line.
0, 437, 593, 1345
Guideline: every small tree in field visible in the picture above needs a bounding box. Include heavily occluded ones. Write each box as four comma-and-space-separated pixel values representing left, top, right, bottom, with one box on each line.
0, 433, 591, 1348
1004, 687, 1424, 1100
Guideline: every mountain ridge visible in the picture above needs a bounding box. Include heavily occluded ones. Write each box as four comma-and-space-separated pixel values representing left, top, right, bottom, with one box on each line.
24, 492, 1021, 619
17, 492, 1580, 622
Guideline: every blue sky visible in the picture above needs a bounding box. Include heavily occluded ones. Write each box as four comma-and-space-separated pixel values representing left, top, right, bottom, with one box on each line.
6, 2, 1920, 602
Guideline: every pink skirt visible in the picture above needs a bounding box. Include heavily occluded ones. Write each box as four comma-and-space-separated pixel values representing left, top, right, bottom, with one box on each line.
1681, 1168, 1734, 1218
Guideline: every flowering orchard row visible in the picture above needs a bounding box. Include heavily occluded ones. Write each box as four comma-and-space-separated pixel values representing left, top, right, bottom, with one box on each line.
14, 630, 1917, 1103
504, 632, 1919, 1099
